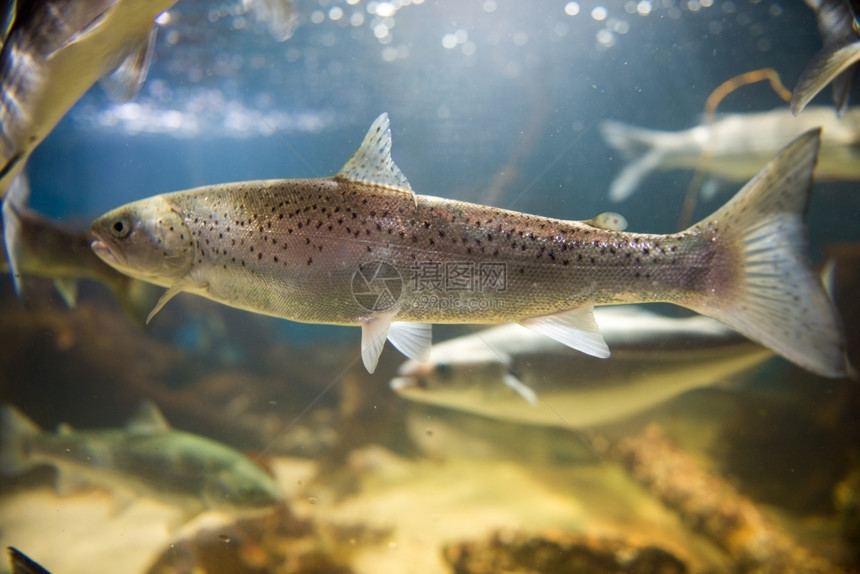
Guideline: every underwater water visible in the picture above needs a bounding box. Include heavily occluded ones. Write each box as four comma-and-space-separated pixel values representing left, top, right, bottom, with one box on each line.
2, 0, 860, 572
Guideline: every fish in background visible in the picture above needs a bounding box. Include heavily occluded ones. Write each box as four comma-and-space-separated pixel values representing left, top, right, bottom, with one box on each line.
599, 106, 860, 202
0, 0, 178, 198
243, 0, 300, 42
1, 174, 159, 324
390, 306, 774, 428
90, 116, 846, 378
6, 547, 51, 574
792, 0, 860, 115
0, 402, 283, 520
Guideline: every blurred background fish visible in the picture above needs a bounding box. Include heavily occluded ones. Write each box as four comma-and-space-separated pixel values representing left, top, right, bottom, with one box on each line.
390, 306, 774, 428
0, 402, 283, 521
0, 0, 177, 199
600, 106, 860, 202
1, 174, 159, 324
792, 0, 860, 114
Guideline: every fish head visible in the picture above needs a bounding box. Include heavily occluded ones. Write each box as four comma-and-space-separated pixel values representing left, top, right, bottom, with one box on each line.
202, 460, 283, 513
389, 349, 513, 409
90, 196, 193, 285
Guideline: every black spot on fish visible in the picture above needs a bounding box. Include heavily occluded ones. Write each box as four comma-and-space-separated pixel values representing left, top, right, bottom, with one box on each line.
307, 257, 313, 265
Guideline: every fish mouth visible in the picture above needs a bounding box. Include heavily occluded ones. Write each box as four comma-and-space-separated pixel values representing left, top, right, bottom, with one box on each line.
91, 238, 127, 268
389, 376, 416, 391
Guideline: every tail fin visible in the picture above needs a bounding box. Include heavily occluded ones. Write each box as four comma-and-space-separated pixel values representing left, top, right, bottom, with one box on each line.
599, 120, 668, 202
0, 404, 41, 475
688, 129, 847, 378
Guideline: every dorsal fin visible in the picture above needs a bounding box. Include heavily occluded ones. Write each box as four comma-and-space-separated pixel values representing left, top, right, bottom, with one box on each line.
336, 113, 416, 203
126, 400, 171, 433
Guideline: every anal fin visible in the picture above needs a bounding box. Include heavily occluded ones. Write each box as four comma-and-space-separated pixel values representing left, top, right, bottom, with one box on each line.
520, 307, 610, 358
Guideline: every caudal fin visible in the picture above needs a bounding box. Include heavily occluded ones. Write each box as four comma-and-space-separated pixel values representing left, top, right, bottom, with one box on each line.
688, 129, 847, 378
599, 120, 668, 202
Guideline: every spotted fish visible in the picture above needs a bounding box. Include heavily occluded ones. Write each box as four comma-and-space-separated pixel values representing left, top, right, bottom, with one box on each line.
90, 115, 846, 377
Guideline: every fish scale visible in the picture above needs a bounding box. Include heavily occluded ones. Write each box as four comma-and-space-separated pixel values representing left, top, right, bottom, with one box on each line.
166, 179, 712, 326
91, 114, 847, 377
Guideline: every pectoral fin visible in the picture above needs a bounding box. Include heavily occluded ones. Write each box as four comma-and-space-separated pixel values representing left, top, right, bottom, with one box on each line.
520, 307, 610, 358
502, 372, 537, 405
146, 284, 184, 324
53, 278, 79, 309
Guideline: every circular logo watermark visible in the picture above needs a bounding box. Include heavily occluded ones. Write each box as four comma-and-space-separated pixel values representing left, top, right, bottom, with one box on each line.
352, 261, 403, 312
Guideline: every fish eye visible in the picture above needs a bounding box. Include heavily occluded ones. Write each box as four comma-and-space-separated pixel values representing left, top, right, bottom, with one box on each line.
110, 219, 130, 239
434, 362, 453, 379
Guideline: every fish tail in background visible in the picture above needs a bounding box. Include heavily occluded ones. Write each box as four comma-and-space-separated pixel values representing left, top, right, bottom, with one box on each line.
791, 41, 860, 115
598, 120, 670, 202
689, 129, 847, 378
1, 173, 29, 300
0, 404, 40, 475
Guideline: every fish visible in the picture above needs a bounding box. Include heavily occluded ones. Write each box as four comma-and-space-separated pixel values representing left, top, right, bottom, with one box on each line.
0, 402, 283, 519
599, 106, 860, 201
1, 174, 159, 324
791, 0, 860, 115
389, 306, 774, 428
7, 547, 51, 574
243, 0, 300, 42
0, 0, 178, 198
90, 114, 847, 378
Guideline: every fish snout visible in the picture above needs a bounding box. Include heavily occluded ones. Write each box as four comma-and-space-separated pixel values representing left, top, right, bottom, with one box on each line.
90, 237, 127, 268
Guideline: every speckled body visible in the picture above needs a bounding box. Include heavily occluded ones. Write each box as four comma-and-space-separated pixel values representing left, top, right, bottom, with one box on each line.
159, 177, 725, 326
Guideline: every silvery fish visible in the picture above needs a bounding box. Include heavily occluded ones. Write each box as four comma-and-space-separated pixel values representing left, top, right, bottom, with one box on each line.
0, 0, 177, 197
390, 306, 774, 428
1, 175, 158, 323
599, 106, 860, 201
0, 402, 283, 519
90, 115, 846, 378
792, 0, 860, 115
